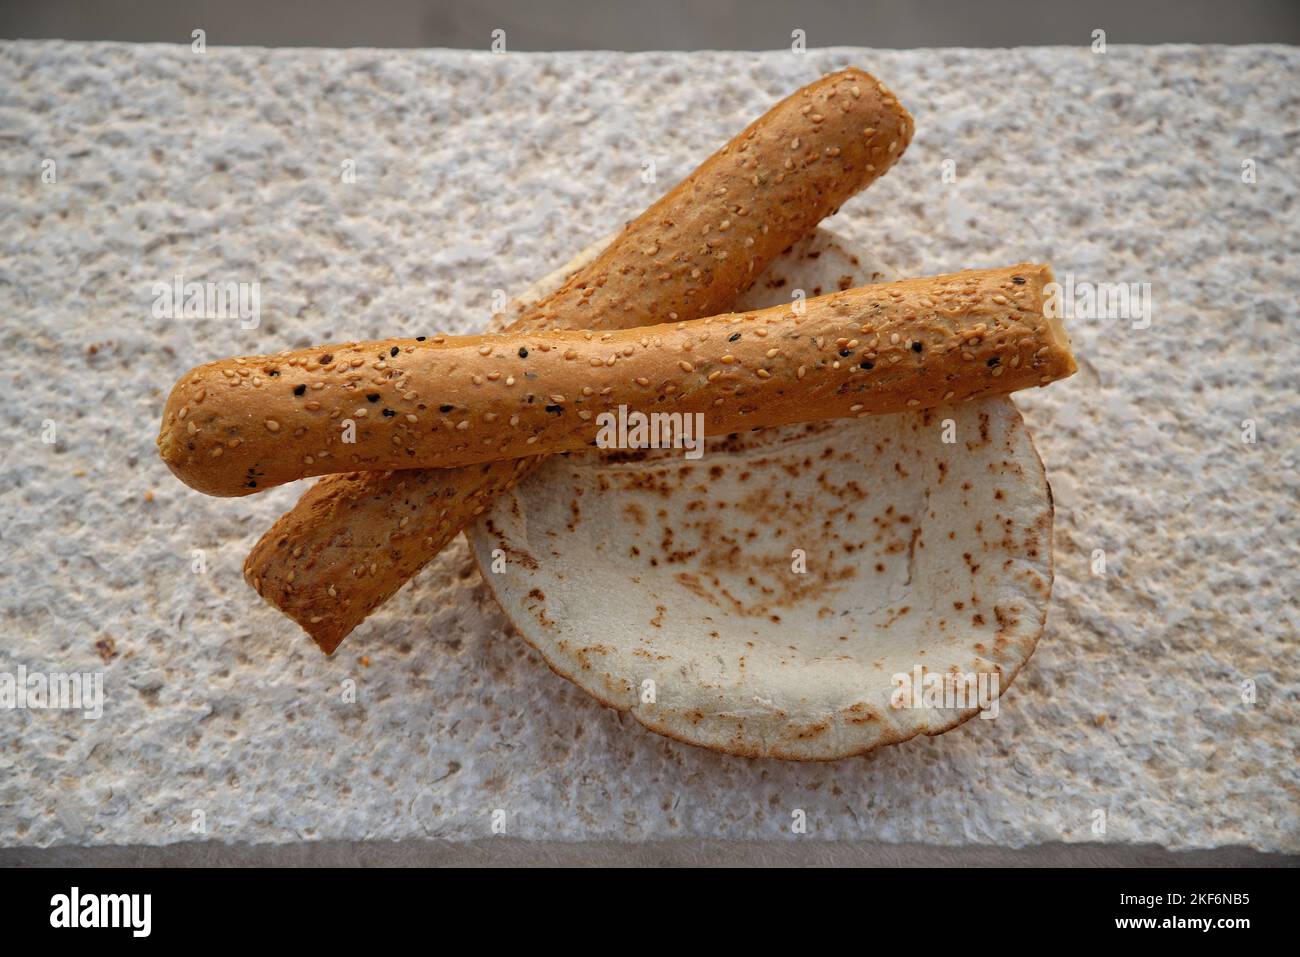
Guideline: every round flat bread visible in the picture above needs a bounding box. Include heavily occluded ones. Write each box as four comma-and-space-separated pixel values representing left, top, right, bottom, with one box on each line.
469, 229, 1055, 760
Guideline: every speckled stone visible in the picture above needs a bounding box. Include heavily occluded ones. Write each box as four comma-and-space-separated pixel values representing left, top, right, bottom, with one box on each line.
0, 41, 1296, 850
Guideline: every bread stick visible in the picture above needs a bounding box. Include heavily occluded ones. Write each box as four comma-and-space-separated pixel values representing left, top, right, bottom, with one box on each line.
241, 68, 916, 651
160, 266, 1075, 498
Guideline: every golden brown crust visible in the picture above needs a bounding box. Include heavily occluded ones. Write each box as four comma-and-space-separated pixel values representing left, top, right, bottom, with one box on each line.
245, 458, 540, 653
160, 266, 1074, 497
241, 67, 915, 651
507, 68, 913, 332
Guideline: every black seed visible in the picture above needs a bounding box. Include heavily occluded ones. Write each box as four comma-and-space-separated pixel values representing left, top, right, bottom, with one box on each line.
416, 336, 426, 342
987, 356, 1000, 367
1011, 276, 1025, 285
390, 346, 399, 357
911, 341, 923, 353
319, 354, 333, 365
293, 384, 306, 396
382, 409, 396, 417
440, 404, 453, 413
544, 404, 564, 415
839, 349, 851, 357
860, 361, 874, 370
246, 480, 257, 488
518, 347, 529, 358
367, 393, 380, 402
728, 333, 741, 342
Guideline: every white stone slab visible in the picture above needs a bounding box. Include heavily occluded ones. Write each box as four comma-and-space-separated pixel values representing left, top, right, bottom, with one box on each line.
0, 41, 1295, 850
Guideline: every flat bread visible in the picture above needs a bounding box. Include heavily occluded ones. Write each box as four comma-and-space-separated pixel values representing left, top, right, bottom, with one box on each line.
469, 229, 1055, 760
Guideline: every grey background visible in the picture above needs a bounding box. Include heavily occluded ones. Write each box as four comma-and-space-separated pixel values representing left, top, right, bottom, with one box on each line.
3, 0, 1300, 50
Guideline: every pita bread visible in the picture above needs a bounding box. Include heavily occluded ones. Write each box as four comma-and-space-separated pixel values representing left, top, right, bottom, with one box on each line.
469, 229, 1055, 760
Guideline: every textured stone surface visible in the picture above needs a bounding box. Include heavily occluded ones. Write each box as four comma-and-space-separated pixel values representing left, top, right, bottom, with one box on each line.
0, 41, 1296, 849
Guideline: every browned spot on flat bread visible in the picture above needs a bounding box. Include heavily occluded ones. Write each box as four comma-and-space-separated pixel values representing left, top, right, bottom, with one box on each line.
483, 519, 540, 570
524, 587, 553, 627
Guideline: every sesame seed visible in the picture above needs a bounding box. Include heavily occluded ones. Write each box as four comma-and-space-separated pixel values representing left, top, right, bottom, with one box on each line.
264, 419, 280, 431
720, 355, 736, 364
478, 345, 491, 356
679, 360, 694, 373
456, 420, 470, 431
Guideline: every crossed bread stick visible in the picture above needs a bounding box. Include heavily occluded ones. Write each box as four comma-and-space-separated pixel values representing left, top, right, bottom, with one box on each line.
160, 266, 1074, 499
237, 68, 914, 652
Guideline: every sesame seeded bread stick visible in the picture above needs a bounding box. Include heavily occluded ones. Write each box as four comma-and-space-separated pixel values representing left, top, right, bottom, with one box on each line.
241, 67, 915, 652
159, 266, 1075, 498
